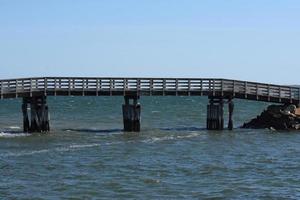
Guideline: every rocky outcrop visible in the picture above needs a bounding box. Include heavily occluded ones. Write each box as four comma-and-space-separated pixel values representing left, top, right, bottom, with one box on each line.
242, 104, 300, 130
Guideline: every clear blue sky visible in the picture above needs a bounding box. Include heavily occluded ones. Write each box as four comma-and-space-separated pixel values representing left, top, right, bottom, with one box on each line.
0, 0, 299, 84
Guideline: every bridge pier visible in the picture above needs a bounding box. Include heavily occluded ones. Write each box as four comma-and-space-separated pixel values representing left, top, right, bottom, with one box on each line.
122, 95, 141, 132
207, 97, 224, 130
228, 97, 234, 130
22, 96, 50, 133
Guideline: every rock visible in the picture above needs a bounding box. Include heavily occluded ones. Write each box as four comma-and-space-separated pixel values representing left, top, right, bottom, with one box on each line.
242, 104, 300, 130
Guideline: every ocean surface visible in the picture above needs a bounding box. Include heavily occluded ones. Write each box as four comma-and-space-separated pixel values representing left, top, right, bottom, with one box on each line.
0, 96, 300, 199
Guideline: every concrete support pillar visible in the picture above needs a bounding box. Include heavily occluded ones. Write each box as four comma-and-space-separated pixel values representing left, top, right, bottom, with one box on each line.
122, 96, 141, 132
228, 97, 234, 130
22, 96, 50, 133
207, 97, 224, 130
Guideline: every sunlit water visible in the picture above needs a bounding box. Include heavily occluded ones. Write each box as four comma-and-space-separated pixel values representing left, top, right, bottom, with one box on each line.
1, 96, 300, 199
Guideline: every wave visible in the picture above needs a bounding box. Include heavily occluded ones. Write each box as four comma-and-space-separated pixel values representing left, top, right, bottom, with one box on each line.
69, 143, 101, 149
0, 132, 31, 138
0, 142, 123, 158
142, 132, 200, 144
9, 126, 21, 129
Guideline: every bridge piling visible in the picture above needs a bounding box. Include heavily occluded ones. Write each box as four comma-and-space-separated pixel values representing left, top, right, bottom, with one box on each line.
22, 99, 30, 132
22, 96, 50, 133
122, 95, 141, 132
207, 97, 224, 130
228, 97, 234, 130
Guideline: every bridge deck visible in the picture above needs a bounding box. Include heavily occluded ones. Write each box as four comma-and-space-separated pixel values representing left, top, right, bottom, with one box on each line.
0, 77, 299, 104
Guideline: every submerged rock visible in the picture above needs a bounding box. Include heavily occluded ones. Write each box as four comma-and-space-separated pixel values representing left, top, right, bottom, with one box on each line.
242, 104, 300, 130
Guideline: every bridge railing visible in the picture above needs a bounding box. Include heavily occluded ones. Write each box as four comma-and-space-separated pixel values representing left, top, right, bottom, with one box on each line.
0, 77, 299, 102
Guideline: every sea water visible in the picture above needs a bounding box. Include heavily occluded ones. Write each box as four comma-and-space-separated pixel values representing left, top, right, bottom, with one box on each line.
0, 96, 300, 199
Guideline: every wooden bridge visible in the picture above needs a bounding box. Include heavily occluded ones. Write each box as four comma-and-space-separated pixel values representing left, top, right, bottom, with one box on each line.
0, 77, 299, 132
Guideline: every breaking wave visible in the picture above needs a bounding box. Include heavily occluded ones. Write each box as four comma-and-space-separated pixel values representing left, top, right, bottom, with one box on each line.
0, 132, 31, 138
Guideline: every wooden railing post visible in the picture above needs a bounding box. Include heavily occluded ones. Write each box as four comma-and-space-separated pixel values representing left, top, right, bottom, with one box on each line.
176, 79, 178, 96
150, 79, 153, 96
96, 78, 99, 96
54, 78, 57, 96
1, 80, 3, 99
267, 84, 270, 101
21, 79, 24, 92
137, 78, 140, 95
30, 78, 33, 97
200, 79, 203, 96
163, 79, 166, 96
290, 87, 292, 103
244, 81, 248, 98
81, 78, 85, 96
232, 80, 235, 97
298, 87, 300, 106
15, 80, 18, 98
99, 79, 102, 92
44, 78, 47, 96
256, 83, 259, 100
279, 86, 282, 102
212, 79, 215, 96
68, 78, 71, 96
110, 78, 113, 96
221, 79, 224, 96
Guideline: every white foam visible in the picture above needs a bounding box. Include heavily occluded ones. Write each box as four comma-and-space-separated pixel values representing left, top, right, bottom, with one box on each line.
151, 111, 160, 113
0, 132, 31, 138
2, 149, 49, 157
1, 143, 103, 158
143, 132, 200, 144
9, 126, 21, 129
69, 143, 101, 149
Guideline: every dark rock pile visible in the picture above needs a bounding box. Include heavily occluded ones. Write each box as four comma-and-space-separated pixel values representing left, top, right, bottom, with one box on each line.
242, 104, 300, 130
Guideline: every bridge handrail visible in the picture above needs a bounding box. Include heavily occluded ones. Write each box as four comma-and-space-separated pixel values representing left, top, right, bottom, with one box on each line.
0, 77, 299, 102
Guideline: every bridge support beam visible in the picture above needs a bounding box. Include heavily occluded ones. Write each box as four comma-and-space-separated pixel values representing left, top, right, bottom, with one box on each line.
227, 97, 234, 130
207, 97, 224, 130
122, 96, 141, 132
22, 96, 50, 133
